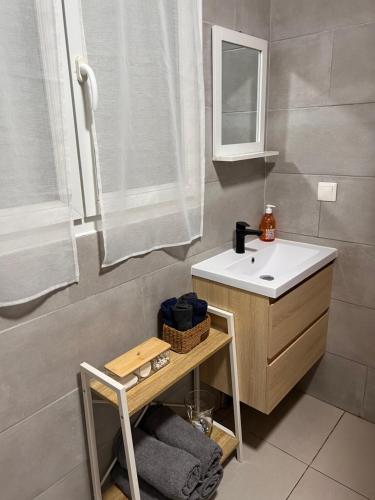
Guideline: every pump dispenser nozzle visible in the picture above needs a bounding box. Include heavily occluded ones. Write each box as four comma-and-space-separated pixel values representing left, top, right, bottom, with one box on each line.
265, 204, 276, 214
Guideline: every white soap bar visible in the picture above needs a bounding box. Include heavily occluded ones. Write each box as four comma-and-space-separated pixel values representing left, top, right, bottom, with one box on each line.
120, 373, 138, 390
135, 362, 152, 379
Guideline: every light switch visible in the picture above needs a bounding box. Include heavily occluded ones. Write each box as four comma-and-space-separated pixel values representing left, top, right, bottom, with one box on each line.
318, 182, 337, 202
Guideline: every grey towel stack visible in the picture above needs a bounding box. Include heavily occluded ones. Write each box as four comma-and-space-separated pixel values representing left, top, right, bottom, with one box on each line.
113, 406, 224, 500
112, 463, 167, 500
114, 427, 201, 500
141, 405, 222, 478
141, 405, 224, 499
189, 465, 224, 500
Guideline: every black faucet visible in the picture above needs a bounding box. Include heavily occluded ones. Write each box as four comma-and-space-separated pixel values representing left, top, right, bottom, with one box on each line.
235, 221, 262, 253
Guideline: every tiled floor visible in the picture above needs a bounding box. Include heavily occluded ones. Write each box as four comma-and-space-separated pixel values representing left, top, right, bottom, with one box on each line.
215, 390, 375, 499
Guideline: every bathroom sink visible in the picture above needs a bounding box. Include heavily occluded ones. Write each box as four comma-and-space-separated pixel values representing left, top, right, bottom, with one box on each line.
191, 238, 337, 298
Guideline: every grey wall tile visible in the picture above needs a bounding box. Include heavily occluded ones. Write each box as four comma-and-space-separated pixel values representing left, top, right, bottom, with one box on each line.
202, 0, 237, 29
69, 233, 178, 305
189, 166, 265, 256
0, 390, 86, 500
276, 232, 375, 310
268, 0, 375, 424
267, 104, 375, 176
319, 177, 375, 245
94, 403, 121, 449
0, 234, 177, 334
0, 286, 71, 335
270, 0, 375, 41
35, 462, 92, 500
327, 300, 375, 368
265, 173, 320, 235
236, 0, 270, 39
299, 352, 367, 415
330, 23, 375, 104
0, 278, 145, 433
330, 240, 375, 309
363, 368, 375, 423
141, 261, 192, 337
269, 32, 332, 109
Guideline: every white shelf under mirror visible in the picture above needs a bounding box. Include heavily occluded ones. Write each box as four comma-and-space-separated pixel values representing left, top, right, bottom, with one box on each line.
213, 150, 279, 162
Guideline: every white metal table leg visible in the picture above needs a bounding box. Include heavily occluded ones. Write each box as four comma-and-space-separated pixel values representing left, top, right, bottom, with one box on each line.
193, 366, 200, 414
207, 305, 243, 462
81, 369, 102, 500
194, 366, 200, 393
227, 313, 244, 462
80, 363, 142, 500
118, 387, 141, 500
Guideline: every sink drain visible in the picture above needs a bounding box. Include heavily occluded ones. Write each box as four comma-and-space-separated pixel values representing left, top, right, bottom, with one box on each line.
259, 275, 275, 281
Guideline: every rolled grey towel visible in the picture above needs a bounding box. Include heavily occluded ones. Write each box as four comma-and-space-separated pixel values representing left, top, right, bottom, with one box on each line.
115, 427, 201, 500
112, 463, 167, 500
140, 405, 222, 478
189, 465, 224, 500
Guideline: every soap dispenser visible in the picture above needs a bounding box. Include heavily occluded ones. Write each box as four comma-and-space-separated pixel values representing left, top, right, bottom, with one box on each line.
259, 204, 276, 242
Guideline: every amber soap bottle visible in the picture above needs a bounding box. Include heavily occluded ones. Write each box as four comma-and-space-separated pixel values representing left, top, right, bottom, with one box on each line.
259, 204, 276, 242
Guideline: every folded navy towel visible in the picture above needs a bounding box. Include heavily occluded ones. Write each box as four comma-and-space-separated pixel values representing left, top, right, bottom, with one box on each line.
189, 464, 224, 500
179, 293, 208, 326
172, 300, 193, 331
112, 463, 167, 500
180, 292, 198, 302
140, 405, 222, 478
115, 427, 201, 500
160, 297, 177, 327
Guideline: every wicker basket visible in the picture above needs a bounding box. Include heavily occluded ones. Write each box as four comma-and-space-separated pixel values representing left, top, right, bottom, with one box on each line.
162, 315, 211, 354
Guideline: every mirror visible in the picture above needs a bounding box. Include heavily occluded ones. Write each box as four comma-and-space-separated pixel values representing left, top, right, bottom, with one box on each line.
212, 26, 270, 161
222, 42, 260, 145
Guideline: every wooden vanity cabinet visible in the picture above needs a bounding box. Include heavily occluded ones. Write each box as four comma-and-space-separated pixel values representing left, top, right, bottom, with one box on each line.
193, 264, 333, 414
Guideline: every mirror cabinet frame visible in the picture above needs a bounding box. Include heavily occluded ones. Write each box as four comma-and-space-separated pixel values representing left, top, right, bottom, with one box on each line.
212, 26, 269, 160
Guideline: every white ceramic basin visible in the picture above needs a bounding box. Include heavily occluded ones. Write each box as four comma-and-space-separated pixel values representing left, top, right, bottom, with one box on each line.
191, 238, 337, 298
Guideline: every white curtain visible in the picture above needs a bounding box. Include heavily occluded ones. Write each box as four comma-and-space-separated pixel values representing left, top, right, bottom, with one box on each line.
0, 0, 78, 306
80, 0, 205, 266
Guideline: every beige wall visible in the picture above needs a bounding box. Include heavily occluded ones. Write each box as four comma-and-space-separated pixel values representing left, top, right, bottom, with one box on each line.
266, 0, 375, 421
0, 1, 270, 498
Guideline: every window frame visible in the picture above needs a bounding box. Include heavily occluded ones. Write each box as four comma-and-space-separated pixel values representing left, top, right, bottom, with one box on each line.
62, 0, 203, 236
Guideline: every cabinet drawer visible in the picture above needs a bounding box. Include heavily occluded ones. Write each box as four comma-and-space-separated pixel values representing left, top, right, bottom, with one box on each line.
266, 312, 328, 413
268, 265, 333, 359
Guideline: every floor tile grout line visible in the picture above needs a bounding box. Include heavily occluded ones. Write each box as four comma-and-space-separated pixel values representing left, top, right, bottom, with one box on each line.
285, 464, 309, 500
308, 467, 372, 500
251, 433, 310, 467
309, 411, 345, 466
297, 388, 375, 425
